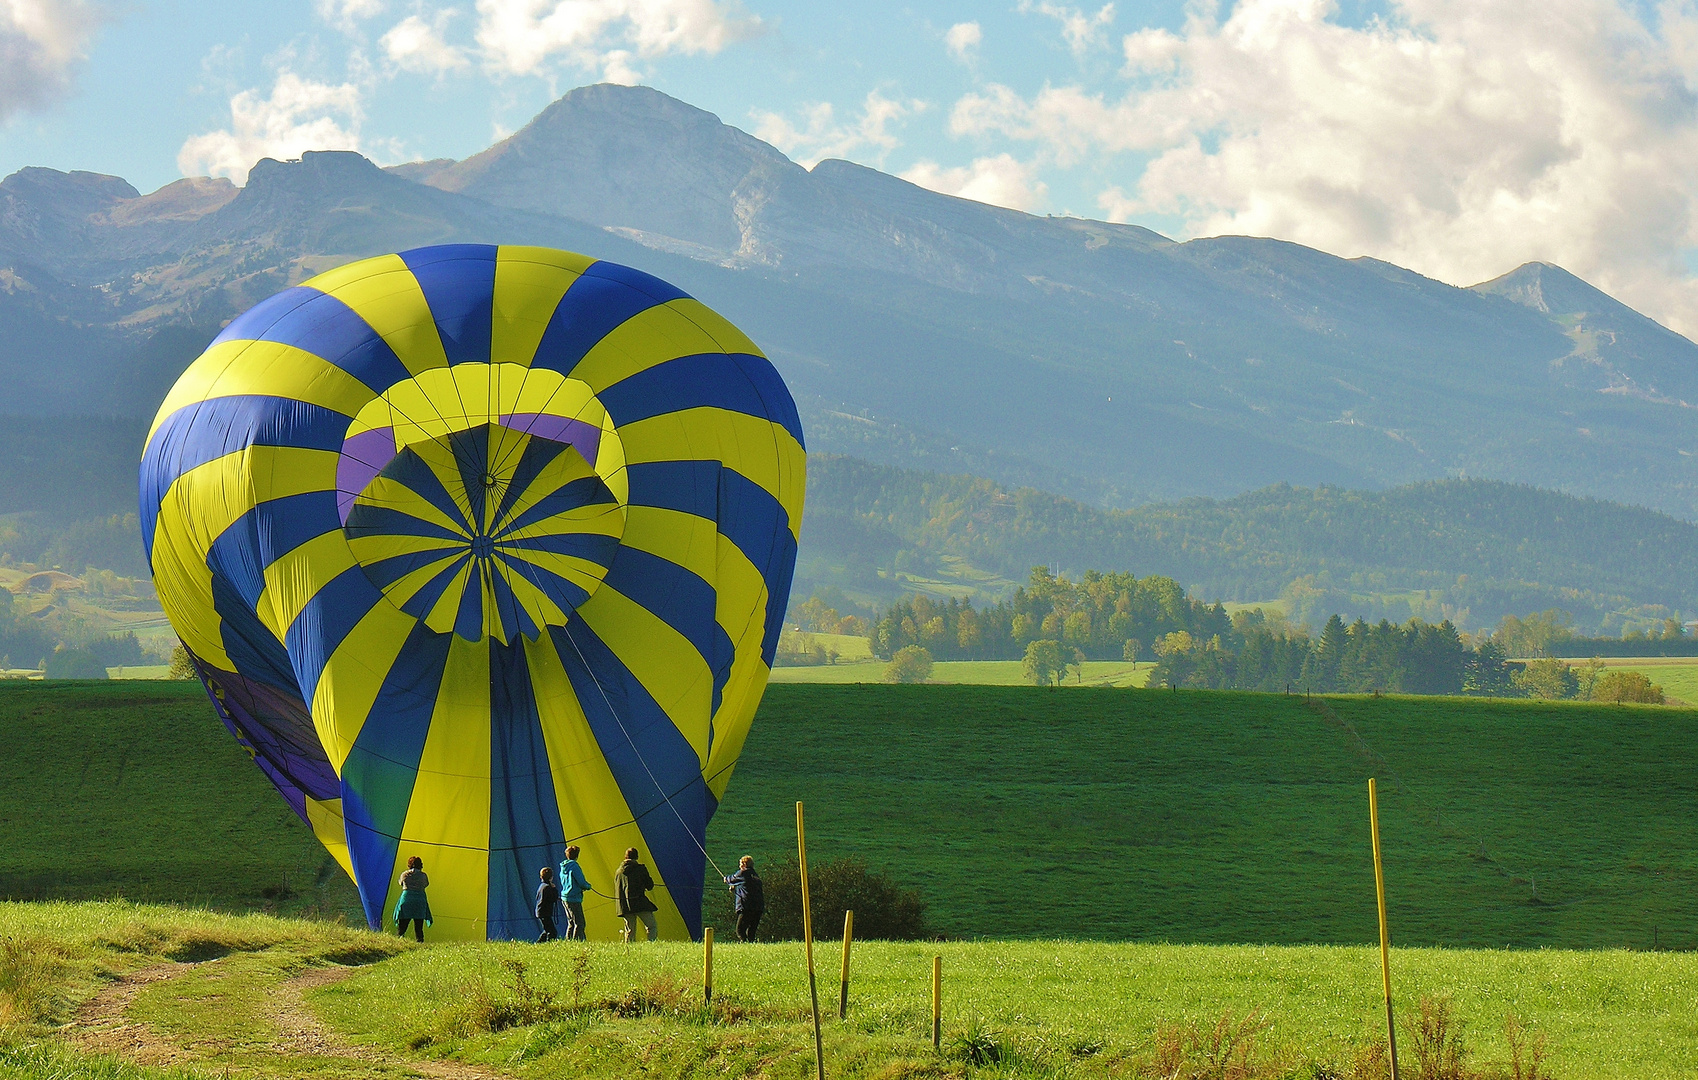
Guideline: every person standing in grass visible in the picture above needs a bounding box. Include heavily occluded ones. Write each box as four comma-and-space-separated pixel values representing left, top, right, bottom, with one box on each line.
725, 855, 765, 942
615, 846, 659, 941
394, 855, 431, 942
535, 866, 561, 943
559, 844, 593, 941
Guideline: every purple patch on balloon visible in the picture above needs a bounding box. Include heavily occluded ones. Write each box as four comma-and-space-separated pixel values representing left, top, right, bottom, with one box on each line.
501, 413, 601, 464
337, 427, 397, 523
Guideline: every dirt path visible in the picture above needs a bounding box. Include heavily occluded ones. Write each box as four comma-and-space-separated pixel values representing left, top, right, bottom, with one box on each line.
68, 960, 506, 1079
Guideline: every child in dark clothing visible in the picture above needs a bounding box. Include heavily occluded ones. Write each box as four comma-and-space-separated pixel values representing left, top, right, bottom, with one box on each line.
724, 855, 765, 942
535, 866, 561, 943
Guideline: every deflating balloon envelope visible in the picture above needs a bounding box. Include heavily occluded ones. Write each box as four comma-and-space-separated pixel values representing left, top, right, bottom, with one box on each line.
140, 245, 805, 940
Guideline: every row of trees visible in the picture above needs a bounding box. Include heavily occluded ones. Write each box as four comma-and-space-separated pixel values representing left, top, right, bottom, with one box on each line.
869, 568, 1230, 662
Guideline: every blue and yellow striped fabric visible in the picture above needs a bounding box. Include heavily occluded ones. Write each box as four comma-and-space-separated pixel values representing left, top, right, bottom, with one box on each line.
140, 245, 804, 940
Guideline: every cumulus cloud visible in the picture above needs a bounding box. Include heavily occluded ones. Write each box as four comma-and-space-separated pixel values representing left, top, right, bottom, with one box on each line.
381, 11, 469, 73
901, 153, 1048, 212
317, 0, 387, 33
1019, 0, 1115, 55
751, 90, 921, 168
945, 21, 981, 62
473, 0, 759, 82
950, 0, 1698, 336
0, 0, 105, 122
178, 72, 363, 185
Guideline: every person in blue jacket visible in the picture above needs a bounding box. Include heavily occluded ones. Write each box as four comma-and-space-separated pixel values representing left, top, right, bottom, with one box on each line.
725, 855, 765, 942
535, 866, 561, 943
558, 845, 594, 941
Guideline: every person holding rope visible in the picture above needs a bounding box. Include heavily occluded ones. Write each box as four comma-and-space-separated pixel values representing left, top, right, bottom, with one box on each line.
558, 844, 593, 941
615, 847, 659, 941
724, 855, 765, 942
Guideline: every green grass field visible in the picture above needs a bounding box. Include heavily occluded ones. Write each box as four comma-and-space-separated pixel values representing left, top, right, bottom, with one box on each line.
3, 681, 1694, 952
1589, 656, 1698, 704
771, 659, 1150, 686
1, 902, 1693, 1079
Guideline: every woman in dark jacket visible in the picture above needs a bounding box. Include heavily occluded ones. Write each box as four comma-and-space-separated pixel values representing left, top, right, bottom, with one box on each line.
535, 866, 561, 943
394, 855, 431, 942
614, 847, 659, 941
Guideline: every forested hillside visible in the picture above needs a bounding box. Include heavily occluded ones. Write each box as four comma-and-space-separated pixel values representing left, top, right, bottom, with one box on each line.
801, 455, 1698, 634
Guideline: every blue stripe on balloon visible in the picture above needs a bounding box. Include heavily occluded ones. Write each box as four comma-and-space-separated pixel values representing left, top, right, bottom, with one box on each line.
340, 620, 454, 930
493, 551, 595, 617
400, 553, 471, 621
496, 530, 619, 563
486, 636, 568, 940
359, 545, 464, 590
400, 245, 497, 368
597, 352, 805, 447
490, 436, 568, 528
530, 261, 689, 376
209, 285, 413, 393
601, 547, 736, 716
624, 461, 797, 667
344, 505, 468, 545
495, 476, 617, 538
287, 564, 385, 705
454, 561, 487, 641
209, 572, 301, 696
141, 396, 350, 560
369, 446, 473, 535
550, 620, 709, 939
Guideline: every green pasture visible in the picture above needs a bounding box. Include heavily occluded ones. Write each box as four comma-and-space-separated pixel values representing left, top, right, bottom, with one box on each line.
771, 659, 1151, 686
3, 681, 1694, 952
1589, 656, 1698, 704
1, 902, 1693, 1079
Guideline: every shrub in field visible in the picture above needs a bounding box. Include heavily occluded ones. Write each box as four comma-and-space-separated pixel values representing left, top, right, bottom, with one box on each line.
0, 935, 67, 1026
1589, 670, 1664, 704
1147, 1009, 1281, 1079
1023, 638, 1066, 685
1404, 996, 1470, 1080
1511, 658, 1578, 699
884, 645, 933, 683
736, 856, 929, 941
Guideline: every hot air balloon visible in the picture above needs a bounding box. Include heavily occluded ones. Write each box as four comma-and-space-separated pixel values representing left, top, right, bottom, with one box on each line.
140, 245, 804, 940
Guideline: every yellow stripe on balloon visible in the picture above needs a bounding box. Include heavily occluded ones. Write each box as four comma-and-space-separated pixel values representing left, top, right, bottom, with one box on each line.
422, 559, 477, 635
389, 633, 493, 941
575, 584, 714, 766
256, 531, 359, 644
492, 246, 596, 368
664, 298, 767, 359
148, 340, 374, 444
566, 300, 739, 392
149, 447, 341, 669
308, 599, 418, 770
305, 797, 356, 881
617, 407, 806, 538
302, 256, 451, 377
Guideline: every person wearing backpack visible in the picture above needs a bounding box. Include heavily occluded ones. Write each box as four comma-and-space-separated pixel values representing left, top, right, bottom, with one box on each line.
724, 855, 765, 942
615, 847, 660, 941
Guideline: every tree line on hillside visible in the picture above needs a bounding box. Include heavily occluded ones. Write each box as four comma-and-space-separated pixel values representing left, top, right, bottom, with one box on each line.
830, 567, 1672, 701
803, 455, 1697, 634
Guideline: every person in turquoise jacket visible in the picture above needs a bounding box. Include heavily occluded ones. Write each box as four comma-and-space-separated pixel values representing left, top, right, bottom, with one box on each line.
394, 855, 432, 942
558, 845, 594, 941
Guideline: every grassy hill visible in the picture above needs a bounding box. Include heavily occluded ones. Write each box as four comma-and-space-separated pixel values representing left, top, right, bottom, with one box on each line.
3, 681, 1693, 953
3, 902, 1694, 1079
800, 454, 1698, 633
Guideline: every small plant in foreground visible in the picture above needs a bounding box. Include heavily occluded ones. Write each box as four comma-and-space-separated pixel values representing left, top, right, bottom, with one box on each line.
1503, 1015, 1550, 1080
948, 1017, 1003, 1066
1405, 996, 1469, 1080
1146, 1009, 1280, 1079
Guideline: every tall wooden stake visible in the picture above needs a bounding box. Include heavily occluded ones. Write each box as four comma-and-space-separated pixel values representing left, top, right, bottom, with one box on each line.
703, 926, 713, 1004
931, 955, 943, 1050
1369, 778, 1401, 1080
798, 801, 826, 1080
838, 910, 854, 1020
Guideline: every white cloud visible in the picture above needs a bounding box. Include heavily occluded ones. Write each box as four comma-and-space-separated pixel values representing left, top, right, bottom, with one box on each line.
1019, 0, 1115, 55
0, 0, 104, 121
949, 0, 1698, 336
901, 153, 1048, 212
944, 21, 981, 62
177, 72, 363, 185
317, 0, 387, 33
381, 12, 469, 74
751, 90, 922, 168
473, 0, 759, 83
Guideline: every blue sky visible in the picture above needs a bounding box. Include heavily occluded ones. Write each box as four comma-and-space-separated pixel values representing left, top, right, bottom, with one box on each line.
7, 0, 1698, 336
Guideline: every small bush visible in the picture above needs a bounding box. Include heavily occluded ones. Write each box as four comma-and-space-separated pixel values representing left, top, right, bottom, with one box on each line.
949, 1017, 1003, 1066
1589, 670, 1664, 704
0, 936, 68, 1027
1404, 996, 1469, 1080
1145, 1010, 1280, 1079
885, 645, 933, 683
726, 856, 930, 941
